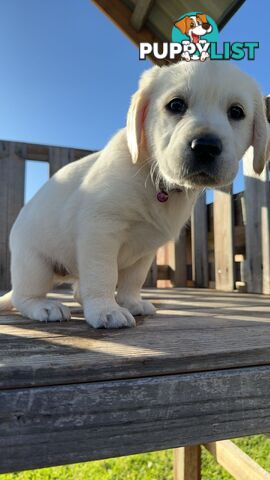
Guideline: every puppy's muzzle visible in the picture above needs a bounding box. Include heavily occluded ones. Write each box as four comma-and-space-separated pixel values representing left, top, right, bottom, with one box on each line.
202, 22, 210, 30
190, 135, 222, 160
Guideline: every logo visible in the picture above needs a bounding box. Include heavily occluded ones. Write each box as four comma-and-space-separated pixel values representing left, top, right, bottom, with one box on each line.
139, 11, 259, 62
172, 12, 218, 61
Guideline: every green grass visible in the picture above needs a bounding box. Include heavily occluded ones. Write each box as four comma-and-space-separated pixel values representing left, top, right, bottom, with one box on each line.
2, 436, 270, 480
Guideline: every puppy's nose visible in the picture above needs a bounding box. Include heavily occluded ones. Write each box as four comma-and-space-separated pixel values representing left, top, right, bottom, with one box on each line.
190, 135, 222, 158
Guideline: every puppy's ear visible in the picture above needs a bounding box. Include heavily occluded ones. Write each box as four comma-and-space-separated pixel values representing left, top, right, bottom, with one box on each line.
197, 14, 208, 23
252, 94, 270, 174
175, 17, 188, 34
127, 67, 159, 164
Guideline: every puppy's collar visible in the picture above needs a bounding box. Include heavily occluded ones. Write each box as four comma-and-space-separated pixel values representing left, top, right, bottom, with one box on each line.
157, 179, 183, 203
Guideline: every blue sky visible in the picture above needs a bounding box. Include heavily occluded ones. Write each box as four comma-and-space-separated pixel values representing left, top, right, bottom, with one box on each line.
0, 0, 269, 202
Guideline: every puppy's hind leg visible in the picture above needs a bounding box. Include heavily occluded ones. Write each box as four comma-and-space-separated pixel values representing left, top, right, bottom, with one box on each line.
11, 250, 71, 322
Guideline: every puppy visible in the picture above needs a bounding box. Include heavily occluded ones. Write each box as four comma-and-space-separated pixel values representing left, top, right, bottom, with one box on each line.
175, 14, 212, 44
0, 61, 269, 328
175, 14, 213, 61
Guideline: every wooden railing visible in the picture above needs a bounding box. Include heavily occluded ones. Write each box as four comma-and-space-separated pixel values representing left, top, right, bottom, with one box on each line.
1, 141, 269, 294
0, 140, 92, 290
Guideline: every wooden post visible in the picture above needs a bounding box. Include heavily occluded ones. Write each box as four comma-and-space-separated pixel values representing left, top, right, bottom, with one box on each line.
144, 258, 157, 287
262, 195, 270, 294
173, 229, 187, 287
0, 142, 25, 290
213, 187, 235, 290
205, 440, 270, 480
243, 148, 270, 294
191, 193, 209, 287
174, 446, 201, 480
49, 147, 73, 176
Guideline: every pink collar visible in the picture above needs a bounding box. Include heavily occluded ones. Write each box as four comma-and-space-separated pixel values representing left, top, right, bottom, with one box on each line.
156, 182, 183, 202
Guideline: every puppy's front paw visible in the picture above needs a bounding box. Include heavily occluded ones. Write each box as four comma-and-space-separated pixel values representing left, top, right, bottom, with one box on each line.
117, 298, 156, 316
14, 298, 71, 322
181, 52, 191, 62
83, 299, 136, 329
200, 51, 209, 62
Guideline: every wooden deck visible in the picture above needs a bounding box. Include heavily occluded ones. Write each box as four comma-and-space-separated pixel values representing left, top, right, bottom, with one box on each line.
1, 288, 270, 474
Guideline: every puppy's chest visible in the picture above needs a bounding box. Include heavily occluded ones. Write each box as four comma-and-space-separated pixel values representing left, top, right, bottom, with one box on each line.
118, 192, 197, 269
118, 223, 165, 268
118, 213, 180, 269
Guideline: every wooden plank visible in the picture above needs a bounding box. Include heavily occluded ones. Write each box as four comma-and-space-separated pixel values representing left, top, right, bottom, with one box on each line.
262, 192, 270, 295
243, 149, 270, 293
173, 230, 187, 287
157, 264, 173, 281
91, 0, 165, 65
0, 142, 25, 290
144, 257, 158, 287
205, 439, 270, 480
174, 446, 201, 480
127, 0, 244, 45
49, 147, 73, 176
18, 143, 49, 161
2, 289, 270, 389
191, 193, 209, 287
213, 187, 235, 290
2, 365, 270, 473
26, 144, 90, 163
3, 141, 91, 163
156, 233, 188, 288
156, 242, 173, 287
130, 0, 155, 31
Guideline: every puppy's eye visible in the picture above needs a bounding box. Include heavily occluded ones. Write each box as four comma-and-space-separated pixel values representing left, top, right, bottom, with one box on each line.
228, 104, 245, 121
166, 98, 187, 115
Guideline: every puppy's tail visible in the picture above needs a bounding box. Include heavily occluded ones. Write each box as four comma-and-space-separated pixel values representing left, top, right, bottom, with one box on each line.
0, 291, 13, 311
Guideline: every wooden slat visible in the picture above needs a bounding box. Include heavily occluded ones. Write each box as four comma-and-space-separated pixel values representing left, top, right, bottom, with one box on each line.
144, 257, 158, 287
156, 242, 173, 287
0, 143, 25, 290
156, 233, 187, 288
205, 439, 270, 480
262, 193, 270, 294
91, 0, 165, 65
213, 187, 235, 290
2, 289, 270, 389
2, 365, 270, 473
173, 230, 187, 287
130, 0, 155, 31
157, 264, 174, 281
174, 446, 201, 480
191, 193, 208, 287
18, 143, 49, 161
0, 140, 91, 163
243, 149, 270, 294
49, 147, 74, 176
130, 0, 244, 44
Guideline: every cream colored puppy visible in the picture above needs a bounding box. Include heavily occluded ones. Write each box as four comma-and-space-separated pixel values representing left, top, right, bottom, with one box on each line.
0, 61, 269, 328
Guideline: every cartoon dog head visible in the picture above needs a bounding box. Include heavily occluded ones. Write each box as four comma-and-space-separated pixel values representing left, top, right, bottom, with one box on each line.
175, 14, 212, 43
